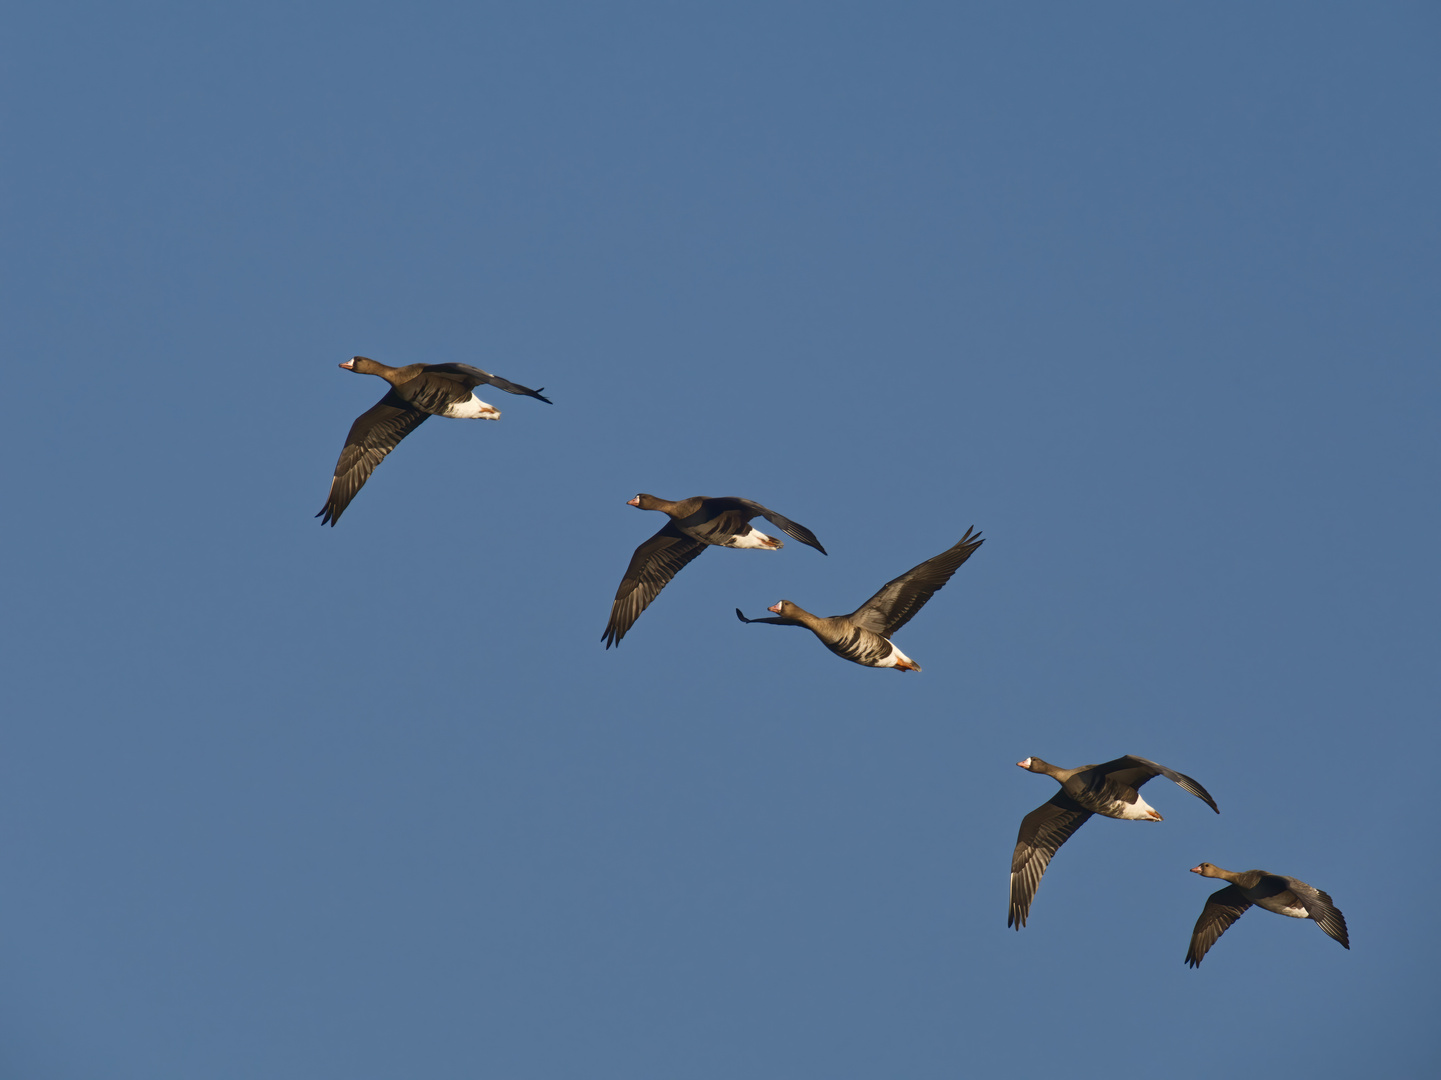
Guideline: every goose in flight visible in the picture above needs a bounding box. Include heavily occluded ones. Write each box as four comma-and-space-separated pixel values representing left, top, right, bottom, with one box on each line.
1008, 754, 1220, 929
734, 528, 983, 671
1185, 863, 1349, 967
602, 494, 827, 648
317, 356, 550, 526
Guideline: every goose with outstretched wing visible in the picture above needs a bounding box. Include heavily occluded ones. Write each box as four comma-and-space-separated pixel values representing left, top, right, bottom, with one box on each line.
317, 357, 550, 526
735, 527, 983, 671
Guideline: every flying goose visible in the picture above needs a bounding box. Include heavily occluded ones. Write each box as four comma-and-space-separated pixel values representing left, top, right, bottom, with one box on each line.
602, 495, 827, 648
317, 357, 551, 525
734, 527, 982, 671
1008, 755, 1220, 929
1186, 863, 1349, 967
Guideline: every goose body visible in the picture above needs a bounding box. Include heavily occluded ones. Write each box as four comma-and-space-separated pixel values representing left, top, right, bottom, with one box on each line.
317, 356, 550, 526
1008, 754, 1220, 929
735, 527, 983, 671
1185, 863, 1349, 967
602, 494, 827, 648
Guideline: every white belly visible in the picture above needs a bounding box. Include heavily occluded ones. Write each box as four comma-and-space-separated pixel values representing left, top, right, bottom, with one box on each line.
722, 526, 782, 550
442, 394, 501, 420
1114, 794, 1161, 821
875, 642, 920, 671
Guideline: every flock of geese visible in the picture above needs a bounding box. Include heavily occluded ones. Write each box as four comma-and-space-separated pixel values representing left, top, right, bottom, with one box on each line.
315, 356, 1351, 967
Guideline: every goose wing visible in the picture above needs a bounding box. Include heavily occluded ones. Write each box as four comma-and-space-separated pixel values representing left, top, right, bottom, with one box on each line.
849, 527, 983, 636
603, 524, 707, 648
704, 498, 827, 554
423, 363, 552, 404
317, 391, 430, 526
1282, 877, 1350, 948
1009, 793, 1093, 929
1186, 885, 1251, 967
1092, 756, 1220, 814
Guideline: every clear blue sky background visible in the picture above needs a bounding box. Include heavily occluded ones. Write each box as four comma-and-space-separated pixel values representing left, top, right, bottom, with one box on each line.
4, 3, 1437, 1077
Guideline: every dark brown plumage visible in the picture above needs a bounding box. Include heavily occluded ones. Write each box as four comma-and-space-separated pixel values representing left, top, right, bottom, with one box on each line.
1008, 755, 1219, 929
317, 356, 550, 526
602, 494, 827, 648
1186, 863, 1349, 967
735, 528, 983, 671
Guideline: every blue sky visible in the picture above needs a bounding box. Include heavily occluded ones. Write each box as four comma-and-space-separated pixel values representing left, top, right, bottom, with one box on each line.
3, 3, 1438, 1077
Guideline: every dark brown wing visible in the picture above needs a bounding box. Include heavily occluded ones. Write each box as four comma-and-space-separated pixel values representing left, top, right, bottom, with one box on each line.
1186, 884, 1252, 967
849, 527, 984, 636
704, 498, 828, 554
1282, 877, 1350, 949
602, 524, 707, 648
1009, 793, 1094, 929
423, 363, 552, 404
317, 391, 430, 526
1091, 755, 1220, 814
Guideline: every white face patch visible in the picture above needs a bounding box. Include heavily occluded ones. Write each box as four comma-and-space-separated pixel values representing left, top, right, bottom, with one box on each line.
442, 394, 501, 420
